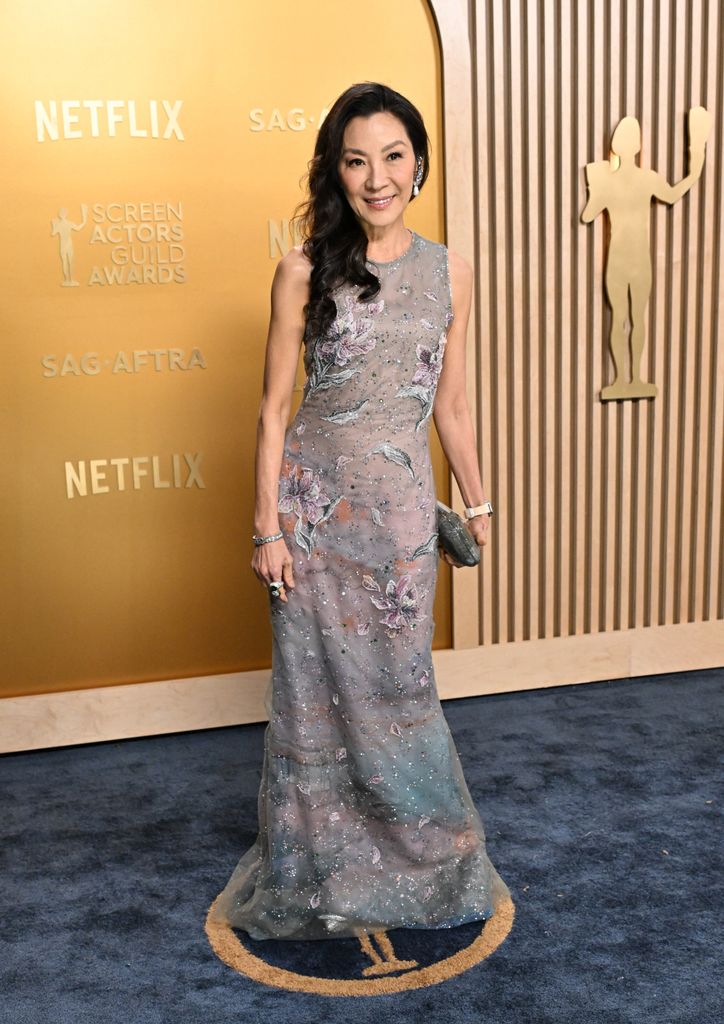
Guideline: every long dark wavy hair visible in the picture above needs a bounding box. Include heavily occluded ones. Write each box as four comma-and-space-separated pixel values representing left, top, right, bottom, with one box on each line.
291, 82, 430, 344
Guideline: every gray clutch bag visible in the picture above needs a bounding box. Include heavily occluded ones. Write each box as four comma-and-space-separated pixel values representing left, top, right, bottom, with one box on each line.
435, 500, 481, 567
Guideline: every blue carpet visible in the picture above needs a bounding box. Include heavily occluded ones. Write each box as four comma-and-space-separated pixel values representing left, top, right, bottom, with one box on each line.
1, 666, 722, 1022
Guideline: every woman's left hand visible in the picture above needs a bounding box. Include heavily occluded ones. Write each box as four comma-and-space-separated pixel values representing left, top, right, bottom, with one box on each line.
439, 514, 490, 567
465, 514, 490, 548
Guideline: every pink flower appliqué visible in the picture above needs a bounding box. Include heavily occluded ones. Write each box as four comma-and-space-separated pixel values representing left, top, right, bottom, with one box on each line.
278, 464, 333, 525
316, 293, 384, 367
362, 572, 427, 637
278, 464, 343, 556
412, 331, 448, 390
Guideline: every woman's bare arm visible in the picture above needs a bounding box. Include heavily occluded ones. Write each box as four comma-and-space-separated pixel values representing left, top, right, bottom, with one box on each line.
253, 247, 310, 537
432, 249, 487, 510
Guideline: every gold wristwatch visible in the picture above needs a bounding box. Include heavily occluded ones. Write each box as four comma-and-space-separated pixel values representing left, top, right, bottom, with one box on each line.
464, 501, 494, 519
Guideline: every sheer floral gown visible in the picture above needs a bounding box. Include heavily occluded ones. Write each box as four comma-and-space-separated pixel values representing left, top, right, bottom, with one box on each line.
210, 228, 511, 940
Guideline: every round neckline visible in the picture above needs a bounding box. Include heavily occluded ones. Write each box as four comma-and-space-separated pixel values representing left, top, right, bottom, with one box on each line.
365, 228, 418, 268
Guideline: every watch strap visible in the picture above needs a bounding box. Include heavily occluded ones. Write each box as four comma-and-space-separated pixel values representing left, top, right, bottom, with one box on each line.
464, 501, 494, 519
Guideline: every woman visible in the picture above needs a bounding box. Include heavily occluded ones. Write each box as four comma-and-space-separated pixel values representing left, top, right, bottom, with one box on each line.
210, 82, 511, 940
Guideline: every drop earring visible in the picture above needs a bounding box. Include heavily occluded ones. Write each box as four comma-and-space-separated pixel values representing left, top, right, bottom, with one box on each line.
412, 157, 423, 197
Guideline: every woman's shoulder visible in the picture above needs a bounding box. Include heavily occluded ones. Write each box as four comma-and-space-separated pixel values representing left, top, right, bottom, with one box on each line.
274, 244, 313, 296
280, 243, 313, 276
441, 244, 473, 286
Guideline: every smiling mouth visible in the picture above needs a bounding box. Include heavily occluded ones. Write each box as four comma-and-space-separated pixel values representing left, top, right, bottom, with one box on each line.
365, 195, 395, 207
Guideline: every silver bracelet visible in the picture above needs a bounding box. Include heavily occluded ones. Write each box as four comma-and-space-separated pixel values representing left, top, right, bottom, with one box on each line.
252, 531, 283, 546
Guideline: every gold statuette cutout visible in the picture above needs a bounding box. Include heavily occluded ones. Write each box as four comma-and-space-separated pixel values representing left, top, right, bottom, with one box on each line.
582, 106, 711, 401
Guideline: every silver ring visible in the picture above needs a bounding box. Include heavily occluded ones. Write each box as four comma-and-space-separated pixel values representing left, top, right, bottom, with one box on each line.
269, 579, 284, 598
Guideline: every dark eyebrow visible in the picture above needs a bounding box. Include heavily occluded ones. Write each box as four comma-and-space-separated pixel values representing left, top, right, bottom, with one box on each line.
341, 139, 408, 156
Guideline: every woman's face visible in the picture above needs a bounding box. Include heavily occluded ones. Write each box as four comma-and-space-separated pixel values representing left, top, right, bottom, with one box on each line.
337, 112, 417, 232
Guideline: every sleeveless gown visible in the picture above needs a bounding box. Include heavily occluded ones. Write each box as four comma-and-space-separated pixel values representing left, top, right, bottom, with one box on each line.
210, 229, 511, 940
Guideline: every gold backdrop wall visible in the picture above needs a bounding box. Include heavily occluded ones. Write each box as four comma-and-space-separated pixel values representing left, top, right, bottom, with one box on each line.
1, 0, 450, 698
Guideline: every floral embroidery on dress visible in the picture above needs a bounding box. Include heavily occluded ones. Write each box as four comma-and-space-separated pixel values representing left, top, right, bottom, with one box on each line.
361, 572, 428, 637
412, 333, 447, 389
321, 398, 370, 423
319, 293, 384, 365
278, 463, 342, 557
410, 532, 439, 560
396, 330, 448, 430
304, 292, 384, 397
365, 442, 416, 479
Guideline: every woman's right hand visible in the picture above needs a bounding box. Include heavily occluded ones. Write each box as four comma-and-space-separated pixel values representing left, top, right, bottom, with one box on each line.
251, 537, 296, 603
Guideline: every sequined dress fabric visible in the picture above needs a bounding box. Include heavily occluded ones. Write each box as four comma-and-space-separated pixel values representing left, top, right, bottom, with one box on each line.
211, 229, 510, 940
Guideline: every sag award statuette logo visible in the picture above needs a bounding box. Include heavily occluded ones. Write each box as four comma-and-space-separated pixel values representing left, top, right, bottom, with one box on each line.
581, 106, 711, 401
51, 205, 87, 287
204, 894, 515, 995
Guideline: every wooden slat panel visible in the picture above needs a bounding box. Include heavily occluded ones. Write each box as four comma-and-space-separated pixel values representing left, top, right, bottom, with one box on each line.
664, 0, 686, 624
490, 0, 509, 643
619, 0, 638, 634
682, 0, 703, 621
525, 0, 542, 641
712, 8, 724, 622
650, 0, 669, 627
436, 0, 722, 649
636, 0, 655, 629
559, 0, 573, 637
589, 0, 605, 636
694, 0, 717, 623
603, 0, 618, 636
509, 0, 526, 642
574, 0, 590, 636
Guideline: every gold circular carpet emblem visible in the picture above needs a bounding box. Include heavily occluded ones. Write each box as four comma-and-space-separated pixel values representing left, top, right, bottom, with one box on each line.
205, 894, 515, 995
